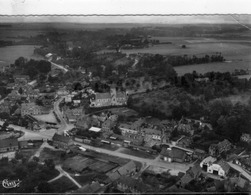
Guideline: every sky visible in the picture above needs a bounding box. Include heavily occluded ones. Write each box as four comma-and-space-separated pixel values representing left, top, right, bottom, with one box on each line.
0, 0, 250, 24
0, 15, 250, 24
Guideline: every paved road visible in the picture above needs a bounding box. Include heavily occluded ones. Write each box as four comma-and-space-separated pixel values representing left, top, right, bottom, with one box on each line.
48, 59, 68, 73
29, 142, 47, 161
48, 171, 63, 183
75, 141, 192, 173
228, 162, 251, 182
53, 96, 74, 135
132, 58, 139, 69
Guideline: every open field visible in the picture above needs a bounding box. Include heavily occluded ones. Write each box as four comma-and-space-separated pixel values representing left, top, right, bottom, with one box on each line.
120, 41, 251, 56
101, 38, 251, 75
50, 176, 78, 193
33, 112, 57, 123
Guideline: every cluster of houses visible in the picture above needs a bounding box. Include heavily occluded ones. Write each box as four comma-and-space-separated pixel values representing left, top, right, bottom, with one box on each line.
1, 70, 251, 193
0, 73, 59, 131
0, 137, 43, 159
175, 162, 249, 192
21, 102, 51, 117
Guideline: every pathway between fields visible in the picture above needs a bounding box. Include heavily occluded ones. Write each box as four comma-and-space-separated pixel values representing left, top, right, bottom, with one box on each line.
49, 165, 82, 188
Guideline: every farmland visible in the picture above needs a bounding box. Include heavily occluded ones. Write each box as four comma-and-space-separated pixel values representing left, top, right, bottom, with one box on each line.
102, 38, 251, 75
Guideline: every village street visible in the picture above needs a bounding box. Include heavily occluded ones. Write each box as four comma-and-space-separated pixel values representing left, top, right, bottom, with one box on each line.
228, 162, 251, 182
74, 141, 193, 173
53, 96, 74, 135
0, 119, 193, 173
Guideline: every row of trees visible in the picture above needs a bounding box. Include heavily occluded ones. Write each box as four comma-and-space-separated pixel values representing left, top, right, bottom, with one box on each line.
167, 53, 225, 66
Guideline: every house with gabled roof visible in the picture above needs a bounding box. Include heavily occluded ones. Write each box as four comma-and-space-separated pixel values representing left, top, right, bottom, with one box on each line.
117, 161, 137, 176
21, 102, 50, 117
176, 123, 194, 136
106, 161, 137, 184
119, 123, 138, 135
116, 176, 151, 194
142, 128, 162, 141
74, 181, 106, 194
160, 146, 187, 163
180, 164, 202, 187
90, 88, 128, 108
64, 107, 84, 124
8, 90, 21, 101
209, 139, 232, 157
240, 133, 251, 143
13, 74, 30, 84
52, 133, 73, 150
200, 156, 230, 177
0, 138, 19, 153
0, 101, 11, 114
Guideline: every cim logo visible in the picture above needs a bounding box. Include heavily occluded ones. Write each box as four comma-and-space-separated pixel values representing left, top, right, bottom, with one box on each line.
2, 179, 21, 189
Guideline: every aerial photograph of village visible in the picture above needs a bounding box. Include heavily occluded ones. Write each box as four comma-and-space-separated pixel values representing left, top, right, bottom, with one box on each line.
0, 14, 250, 194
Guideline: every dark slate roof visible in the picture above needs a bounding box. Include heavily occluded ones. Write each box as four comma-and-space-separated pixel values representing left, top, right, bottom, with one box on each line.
117, 161, 136, 176
52, 133, 71, 143
107, 171, 121, 182
187, 164, 202, 178
75, 182, 103, 193
18, 140, 28, 147
180, 174, 193, 184
117, 176, 149, 193
217, 139, 232, 149
237, 177, 248, 188
0, 138, 18, 148
217, 159, 230, 173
